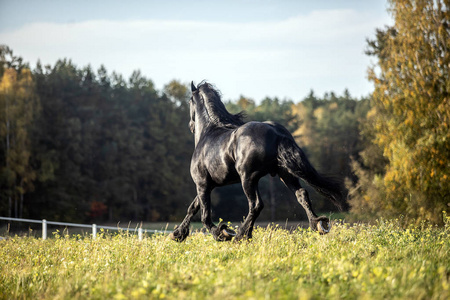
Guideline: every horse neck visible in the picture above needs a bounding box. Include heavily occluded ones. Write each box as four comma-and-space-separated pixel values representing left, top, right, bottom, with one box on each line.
194, 105, 214, 146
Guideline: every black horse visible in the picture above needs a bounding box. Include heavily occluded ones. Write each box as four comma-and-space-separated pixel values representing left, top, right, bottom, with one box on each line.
170, 81, 347, 242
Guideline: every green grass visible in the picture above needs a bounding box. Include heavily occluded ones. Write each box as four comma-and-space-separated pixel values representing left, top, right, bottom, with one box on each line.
1, 215, 449, 299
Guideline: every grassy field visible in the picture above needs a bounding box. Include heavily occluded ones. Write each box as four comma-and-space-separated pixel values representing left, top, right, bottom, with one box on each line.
0, 215, 449, 299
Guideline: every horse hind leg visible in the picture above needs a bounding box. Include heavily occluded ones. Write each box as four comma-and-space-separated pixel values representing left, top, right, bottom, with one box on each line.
235, 178, 264, 241
279, 172, 331, 234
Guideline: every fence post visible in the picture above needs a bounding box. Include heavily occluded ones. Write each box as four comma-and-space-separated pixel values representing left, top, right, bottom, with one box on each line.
42, 219, 47, 240
92, 224, 97, 240
138, 227, 143, 241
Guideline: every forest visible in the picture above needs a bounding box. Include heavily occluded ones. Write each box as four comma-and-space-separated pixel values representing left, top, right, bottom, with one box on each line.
0, 46, 369, 224
1, 0, 449, 225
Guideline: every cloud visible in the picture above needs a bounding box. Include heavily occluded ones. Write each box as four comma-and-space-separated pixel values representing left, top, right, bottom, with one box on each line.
0, 9, 390, 100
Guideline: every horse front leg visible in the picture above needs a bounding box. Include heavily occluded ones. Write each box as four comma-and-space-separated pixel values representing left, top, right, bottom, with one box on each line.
235, 179, 264, 242
197, 188, 235, 242
170, 196, 200, 242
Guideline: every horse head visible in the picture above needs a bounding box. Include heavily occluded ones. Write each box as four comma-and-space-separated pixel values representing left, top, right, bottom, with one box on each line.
189, 81, 205, 134
189, 81, 197, 133
188, 81, 210, 134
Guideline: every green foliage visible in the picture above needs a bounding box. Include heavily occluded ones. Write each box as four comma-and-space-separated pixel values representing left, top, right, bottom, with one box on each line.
346, 101, 389, 220
0, 46, 373, 224
292, 90, 370, 178
0, 52, 196, 223
351, 0, 450, 224
290, 91, 370, 212
0, 218, 449, 299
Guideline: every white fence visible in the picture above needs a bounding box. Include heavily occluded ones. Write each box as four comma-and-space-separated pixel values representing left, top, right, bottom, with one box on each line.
0, 217, 172, 241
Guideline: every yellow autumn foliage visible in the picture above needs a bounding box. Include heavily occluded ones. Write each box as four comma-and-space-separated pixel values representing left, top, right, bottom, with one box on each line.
0, 67, 40, 215
360, 0, 450, 224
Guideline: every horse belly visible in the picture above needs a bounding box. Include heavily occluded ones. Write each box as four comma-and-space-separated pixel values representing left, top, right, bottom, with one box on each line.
207, 155, 240, 186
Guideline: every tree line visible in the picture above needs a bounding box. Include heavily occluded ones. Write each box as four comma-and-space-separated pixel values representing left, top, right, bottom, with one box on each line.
0, 46, 370, 223
1, 0, 448, 225
0, 51, 196, 223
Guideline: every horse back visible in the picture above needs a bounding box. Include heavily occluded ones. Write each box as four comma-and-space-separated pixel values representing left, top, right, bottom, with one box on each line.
232, 121, 282, 177
191, 121, 287, 186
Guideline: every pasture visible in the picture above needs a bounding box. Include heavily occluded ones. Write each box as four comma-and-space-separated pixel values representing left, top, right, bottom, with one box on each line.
1, 216, 449, 299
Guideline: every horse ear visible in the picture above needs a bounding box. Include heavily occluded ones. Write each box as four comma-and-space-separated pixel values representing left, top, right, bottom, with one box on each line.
191, 81, 197, 92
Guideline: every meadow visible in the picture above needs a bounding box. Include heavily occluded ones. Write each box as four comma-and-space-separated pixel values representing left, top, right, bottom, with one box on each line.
0, 215, 449, 300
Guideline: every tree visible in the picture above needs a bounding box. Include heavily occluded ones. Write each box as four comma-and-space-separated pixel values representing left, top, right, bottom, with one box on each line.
0, 45, 27, 77
351, 0, 450, 224
0, 67, 40, 217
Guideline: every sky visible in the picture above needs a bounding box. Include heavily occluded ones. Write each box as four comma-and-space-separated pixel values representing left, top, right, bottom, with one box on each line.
0, 0, 393, 102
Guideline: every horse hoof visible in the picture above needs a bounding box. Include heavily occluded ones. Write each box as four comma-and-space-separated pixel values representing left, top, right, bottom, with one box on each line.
317, 220, 331, 235
169, 231, 186, 242
221, 228, 236, 239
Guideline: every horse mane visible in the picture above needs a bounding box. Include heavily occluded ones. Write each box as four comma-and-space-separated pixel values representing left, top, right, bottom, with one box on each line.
197, 81, 246, 129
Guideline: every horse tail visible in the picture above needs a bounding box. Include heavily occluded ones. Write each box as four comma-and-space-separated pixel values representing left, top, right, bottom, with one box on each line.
277, 137, 348, 211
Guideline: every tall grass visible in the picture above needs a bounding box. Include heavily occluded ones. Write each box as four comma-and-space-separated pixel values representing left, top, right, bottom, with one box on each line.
1, 215, 449, 299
